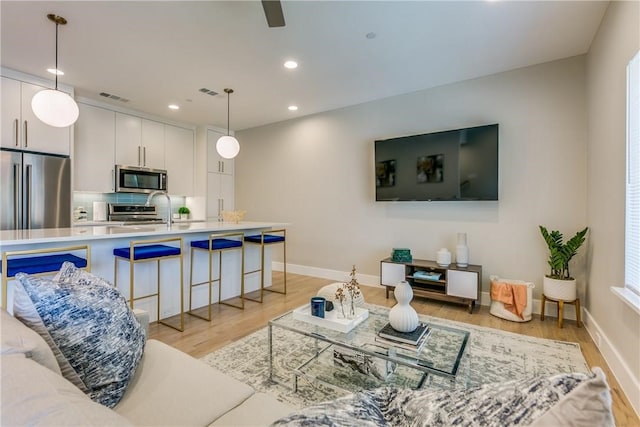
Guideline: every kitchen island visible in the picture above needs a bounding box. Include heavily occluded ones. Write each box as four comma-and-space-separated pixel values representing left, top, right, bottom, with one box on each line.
0, 221, 286, 322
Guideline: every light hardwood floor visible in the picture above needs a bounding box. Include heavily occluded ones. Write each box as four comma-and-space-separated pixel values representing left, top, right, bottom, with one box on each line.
149, 272, 639, 426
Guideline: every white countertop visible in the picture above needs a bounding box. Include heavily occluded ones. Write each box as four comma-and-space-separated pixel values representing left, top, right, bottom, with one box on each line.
0, 221, 287, 246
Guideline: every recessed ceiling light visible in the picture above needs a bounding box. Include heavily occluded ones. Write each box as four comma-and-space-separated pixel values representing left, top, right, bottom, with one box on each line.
168, 104, 180, 110
288, 105, 298, 111
284, 60, 298, 69
47, 68, 64, 75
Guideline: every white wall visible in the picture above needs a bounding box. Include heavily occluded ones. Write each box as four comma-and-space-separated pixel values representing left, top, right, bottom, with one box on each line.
236, 56, 588, 296
585, 0, 640, 413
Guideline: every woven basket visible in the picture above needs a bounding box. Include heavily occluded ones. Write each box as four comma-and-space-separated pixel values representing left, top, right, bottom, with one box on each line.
221, 210, 246, 223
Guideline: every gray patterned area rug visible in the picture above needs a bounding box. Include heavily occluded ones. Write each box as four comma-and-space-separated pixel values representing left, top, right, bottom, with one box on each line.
200, 304, 589, 409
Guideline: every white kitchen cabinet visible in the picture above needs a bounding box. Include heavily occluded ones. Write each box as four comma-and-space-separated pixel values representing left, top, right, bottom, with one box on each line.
141, 119, 165, 169
207, 129, 234, 175
74, 103, 116, 192
207, 172, 234, 219
115, 113, 141, 166
115, 113, 165, 169
164, 124, 194, 196
206, 128, 234, 220
1, 76, 70, 155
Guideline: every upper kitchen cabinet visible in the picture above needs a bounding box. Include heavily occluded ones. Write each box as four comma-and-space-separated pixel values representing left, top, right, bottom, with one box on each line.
74, 103, 115, 192
164, 125, 194, 196
115, 113, 164, 169
1, 76, 70, 155
207, 129, 234, 175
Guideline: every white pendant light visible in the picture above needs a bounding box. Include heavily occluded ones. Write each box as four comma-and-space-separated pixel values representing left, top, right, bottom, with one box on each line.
31, 14, 79, 128
216, 88, 240, 159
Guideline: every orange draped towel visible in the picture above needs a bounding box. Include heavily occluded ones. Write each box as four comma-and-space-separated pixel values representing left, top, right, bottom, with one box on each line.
490, 280, 528, 320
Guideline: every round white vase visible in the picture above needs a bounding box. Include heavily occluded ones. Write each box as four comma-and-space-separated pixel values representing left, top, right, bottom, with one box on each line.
389, 281, 419, 332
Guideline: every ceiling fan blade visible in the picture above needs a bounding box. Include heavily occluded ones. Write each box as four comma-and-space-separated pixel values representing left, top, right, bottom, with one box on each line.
261, 0, 285, 28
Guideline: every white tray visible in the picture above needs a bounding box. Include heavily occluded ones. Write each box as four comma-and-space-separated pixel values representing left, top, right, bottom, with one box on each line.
292, 304, 369, 333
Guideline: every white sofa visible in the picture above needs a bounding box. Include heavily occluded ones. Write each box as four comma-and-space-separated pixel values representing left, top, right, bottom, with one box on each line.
1, 309, 294, 426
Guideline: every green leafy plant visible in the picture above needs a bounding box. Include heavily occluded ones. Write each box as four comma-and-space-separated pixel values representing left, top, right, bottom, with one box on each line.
539, 226, 588, 280
178, 206, 190, 215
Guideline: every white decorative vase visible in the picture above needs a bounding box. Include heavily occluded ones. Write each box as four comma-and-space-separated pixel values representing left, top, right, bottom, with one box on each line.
543, 276, 577, 301
456, 232, 468, 267
436, 248, 451, 267
388, 281, 419, 333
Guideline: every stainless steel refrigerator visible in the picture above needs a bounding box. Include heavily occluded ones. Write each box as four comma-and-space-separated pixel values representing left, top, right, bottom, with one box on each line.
1, 149, 71, 230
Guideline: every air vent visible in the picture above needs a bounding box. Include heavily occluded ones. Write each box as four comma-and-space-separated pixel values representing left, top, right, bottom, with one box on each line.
99, 92, 130, 103
199, 88, 218, 96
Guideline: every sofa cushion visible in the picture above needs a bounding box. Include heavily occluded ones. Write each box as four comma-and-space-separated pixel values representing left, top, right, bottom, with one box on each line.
0, 308, 60, 375
13, 263, 146, 408
271, 369, 613, 427
115, 339, 255, 426
1, 354, 132, 426
210, 393, 295, 427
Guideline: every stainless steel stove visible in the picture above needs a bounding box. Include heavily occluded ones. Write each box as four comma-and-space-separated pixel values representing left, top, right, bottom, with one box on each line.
108, 203, 165, 225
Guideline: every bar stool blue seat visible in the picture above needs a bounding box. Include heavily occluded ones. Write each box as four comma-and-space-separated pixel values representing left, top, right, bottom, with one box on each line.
113, 237, 184, 332
2, 245, 91, 309
243, 229, 286, 303
189, 232, 245, 321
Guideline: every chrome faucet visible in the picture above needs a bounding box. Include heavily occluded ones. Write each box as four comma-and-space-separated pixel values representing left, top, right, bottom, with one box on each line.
146, 190, 171, 228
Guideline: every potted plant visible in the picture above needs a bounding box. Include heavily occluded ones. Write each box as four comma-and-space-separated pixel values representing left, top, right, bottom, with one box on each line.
178, 206, 190, 220
539, 225, 589, 301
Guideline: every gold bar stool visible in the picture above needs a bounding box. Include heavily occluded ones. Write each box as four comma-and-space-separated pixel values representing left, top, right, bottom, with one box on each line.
113, 237, 184, 332
1, 244, 91, 310
243, 229, 286, 303
188, 232, 245, 321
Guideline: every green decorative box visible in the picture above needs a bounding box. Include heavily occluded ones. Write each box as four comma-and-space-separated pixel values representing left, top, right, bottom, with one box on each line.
391, 248, 412, 263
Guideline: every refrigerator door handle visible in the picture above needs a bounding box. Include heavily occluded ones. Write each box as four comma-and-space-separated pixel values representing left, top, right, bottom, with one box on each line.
25, 164, 31, 229
24, 120, 28, 148
14, 119, 19, 146
13, 164, 20, 228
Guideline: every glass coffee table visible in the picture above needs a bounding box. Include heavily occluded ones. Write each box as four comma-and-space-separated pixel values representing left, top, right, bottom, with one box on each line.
268, 304, 470, 393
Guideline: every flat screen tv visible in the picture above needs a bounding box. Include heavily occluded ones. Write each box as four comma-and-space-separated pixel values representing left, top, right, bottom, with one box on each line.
375, 124, 499, 201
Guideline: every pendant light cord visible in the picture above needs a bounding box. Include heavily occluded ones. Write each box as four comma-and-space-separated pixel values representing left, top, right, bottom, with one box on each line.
54, 21, 59, 90
227, 92, 230, 136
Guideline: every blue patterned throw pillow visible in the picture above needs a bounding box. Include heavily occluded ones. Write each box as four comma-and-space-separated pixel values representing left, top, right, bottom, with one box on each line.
14, 262, 146, 408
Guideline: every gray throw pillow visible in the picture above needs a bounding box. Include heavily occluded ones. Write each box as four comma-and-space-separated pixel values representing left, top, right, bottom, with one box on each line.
271, 369, 613, 427
13, 262, 146, 408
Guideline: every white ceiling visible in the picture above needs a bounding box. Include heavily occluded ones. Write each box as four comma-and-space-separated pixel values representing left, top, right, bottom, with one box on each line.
1, 1, 608, 131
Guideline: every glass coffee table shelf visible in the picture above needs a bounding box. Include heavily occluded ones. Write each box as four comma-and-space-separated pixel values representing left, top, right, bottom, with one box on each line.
268, 304, 470, 394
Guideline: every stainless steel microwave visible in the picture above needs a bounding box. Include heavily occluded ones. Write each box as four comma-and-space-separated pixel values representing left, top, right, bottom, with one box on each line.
115, 165, 167, 194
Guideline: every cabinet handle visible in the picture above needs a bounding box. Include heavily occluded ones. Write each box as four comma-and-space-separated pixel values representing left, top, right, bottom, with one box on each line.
143, 147, 146, 166
138, 146, 141, 166
23, 121, 28, 147
221, 162, 224, 173
14, 119, 18, 146
111, 169, 115, 192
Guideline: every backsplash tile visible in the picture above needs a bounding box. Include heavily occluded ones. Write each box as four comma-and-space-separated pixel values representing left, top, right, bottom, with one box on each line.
73, 192, 186, 221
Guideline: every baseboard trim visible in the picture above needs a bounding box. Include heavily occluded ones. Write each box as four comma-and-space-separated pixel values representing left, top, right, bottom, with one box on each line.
583, 308, 640, 418
272, 262, 380, 287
